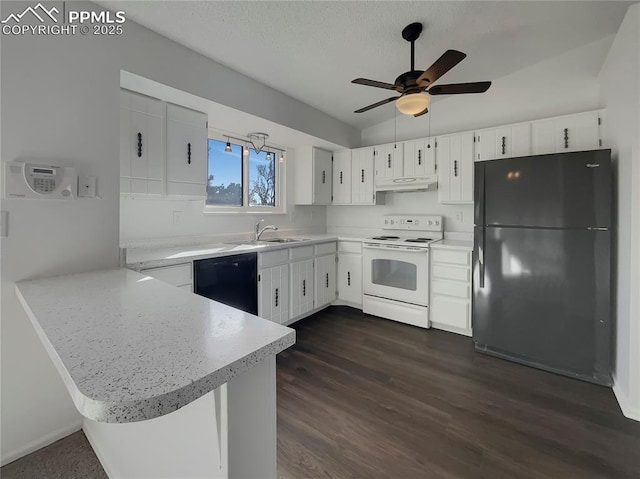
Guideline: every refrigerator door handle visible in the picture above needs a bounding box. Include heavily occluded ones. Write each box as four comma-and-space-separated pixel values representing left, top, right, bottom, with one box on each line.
479, 241, 485, 288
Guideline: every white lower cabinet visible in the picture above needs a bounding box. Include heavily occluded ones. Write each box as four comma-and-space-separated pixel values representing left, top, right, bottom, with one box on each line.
315, 253, 337, 308
336, 241, 363, 307
258, 264, 289, 324
290, 258, 315, 319
429, 247, 472, 336
140, 263, 193, 291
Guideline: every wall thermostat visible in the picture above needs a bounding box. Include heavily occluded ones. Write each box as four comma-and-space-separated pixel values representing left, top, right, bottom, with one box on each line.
4, 161, 77, 199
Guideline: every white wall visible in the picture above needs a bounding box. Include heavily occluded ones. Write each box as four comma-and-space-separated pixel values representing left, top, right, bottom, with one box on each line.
598, 4, 640, 421
120, 149, 327, 246
0, 0, 355, 464
328, 36, 609, 239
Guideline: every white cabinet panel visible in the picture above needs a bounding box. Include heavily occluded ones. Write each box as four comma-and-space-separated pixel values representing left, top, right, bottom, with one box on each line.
403, 137, 436, 177
120, 90, 165, 196
431, 295, 470, 330
140, 263, 192, 288
315, 254, 337, 308
166, 104, 208, 196
475, 128, 497, 161
290, 259, 314, 318
337, 253, 362, 306
375, 143, 403, 181
259, 264, 289, 324
332, 150, 352, 205
295, 147, 332, 205
533, 111, 601, 155
438, 133, 474, 204
351, 147, 376, 205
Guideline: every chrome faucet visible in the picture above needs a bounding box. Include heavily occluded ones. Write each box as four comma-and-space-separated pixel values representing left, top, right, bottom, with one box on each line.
255, 220, 278, 241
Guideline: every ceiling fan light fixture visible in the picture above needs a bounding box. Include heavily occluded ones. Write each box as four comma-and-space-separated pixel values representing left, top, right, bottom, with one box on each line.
396, 92, 430, 115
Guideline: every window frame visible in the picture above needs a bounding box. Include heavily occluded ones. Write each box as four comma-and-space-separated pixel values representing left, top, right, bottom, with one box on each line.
204, 132, 286, 214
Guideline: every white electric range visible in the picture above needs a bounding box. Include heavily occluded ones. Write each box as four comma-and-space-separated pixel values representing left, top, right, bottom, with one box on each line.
362, 215, 443, 329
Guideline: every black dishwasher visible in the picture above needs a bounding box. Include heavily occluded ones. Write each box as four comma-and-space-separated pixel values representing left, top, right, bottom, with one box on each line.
193, 253, 258, 315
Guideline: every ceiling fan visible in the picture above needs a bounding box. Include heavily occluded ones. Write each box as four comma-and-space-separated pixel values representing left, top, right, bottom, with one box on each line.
352, 22, 491, 117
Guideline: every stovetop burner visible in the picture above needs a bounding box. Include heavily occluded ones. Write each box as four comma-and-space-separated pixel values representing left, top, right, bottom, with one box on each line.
404, 238, 432, 243
371, 235, 400, 240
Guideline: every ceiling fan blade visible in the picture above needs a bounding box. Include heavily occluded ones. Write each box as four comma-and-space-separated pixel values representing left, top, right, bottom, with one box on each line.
354, 96, 399, 113
417, 50, 467, 86
352, 78, 397, 90
413, 107, 429, 118
428, 81, 492, 95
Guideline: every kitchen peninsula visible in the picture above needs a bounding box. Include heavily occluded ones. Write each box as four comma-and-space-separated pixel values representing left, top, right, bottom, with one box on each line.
15, 268, 295, 479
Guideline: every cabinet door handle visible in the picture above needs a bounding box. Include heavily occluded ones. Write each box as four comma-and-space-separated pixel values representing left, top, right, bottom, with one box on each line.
275, 288, 279, 308
325, 273, 329, 288
564, 128, 569, 148
454, 160, 458, 177
322, 170, 326, 184
361, 169, 365, 183
347, 271, 351, 286
340, 171, 343, 184
418, 149, 422, 165
387, 154, 391, 168
137, 132, 143, 158
187, 143, 192, 164
501, 136, 506, 155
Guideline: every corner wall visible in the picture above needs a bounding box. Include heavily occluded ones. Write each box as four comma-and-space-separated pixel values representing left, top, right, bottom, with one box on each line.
598, 3, 640, 421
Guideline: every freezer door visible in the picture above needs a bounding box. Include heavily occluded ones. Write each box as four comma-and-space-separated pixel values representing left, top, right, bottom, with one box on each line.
474, 162, 485, 227
473, 226, 611, 384
484, 150, 611, 228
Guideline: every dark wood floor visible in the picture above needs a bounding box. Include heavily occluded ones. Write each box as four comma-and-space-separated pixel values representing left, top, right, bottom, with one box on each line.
277, 306, 640, 479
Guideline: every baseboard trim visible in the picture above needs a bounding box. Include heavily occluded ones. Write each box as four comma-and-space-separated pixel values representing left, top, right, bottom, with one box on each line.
613, 380, 640, 422
83, 421, 116, 478
1, 420, 82, 466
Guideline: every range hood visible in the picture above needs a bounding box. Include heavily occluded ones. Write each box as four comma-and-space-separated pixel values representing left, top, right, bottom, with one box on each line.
375, 176, 438, 192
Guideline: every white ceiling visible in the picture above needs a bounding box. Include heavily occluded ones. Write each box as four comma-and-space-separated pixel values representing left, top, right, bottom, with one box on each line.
98, 1, 632, 130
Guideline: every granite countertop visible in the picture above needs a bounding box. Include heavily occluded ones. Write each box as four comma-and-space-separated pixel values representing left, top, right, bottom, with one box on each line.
15, 268, 295, 424
125, 235, 344, 270
431, 239, 474, 250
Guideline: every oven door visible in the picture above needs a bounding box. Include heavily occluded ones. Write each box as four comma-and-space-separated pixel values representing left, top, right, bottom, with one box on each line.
363, 244, 429, 306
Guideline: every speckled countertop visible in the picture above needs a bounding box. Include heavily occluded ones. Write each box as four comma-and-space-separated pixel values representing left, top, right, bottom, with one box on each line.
15, 268, 295, 424
125, 235, 343, 270
431, 239, 474, 250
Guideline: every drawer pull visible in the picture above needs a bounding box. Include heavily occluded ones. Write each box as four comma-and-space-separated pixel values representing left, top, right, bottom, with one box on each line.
137, 132, 143, 158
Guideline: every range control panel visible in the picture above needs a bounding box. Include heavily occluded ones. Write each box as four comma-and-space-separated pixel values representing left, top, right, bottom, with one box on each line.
382, 215, 443, 232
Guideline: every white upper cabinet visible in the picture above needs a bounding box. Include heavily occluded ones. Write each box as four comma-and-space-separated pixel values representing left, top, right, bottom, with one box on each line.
475, 123, 531, 161
374, 143, 404, 181
403, 137, 436, 177
437, 132, 474, 204
295, 147, 332, 205
166, 103, 208, 198
332, 150, 352, 205
532, 111, 602, 155
120, 90, 165, 196
351, 147, 377, 205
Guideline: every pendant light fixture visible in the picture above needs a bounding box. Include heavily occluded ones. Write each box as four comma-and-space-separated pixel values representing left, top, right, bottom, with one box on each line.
224, 137, 232, 152
279, 152, 285, 163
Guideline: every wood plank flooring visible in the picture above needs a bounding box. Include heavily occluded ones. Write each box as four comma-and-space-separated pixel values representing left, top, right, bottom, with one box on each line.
277, 306, 640, 479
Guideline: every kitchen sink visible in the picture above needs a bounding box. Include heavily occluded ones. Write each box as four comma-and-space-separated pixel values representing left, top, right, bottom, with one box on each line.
261, 238, 309, 243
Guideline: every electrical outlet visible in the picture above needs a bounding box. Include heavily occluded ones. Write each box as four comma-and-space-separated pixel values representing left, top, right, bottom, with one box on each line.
78, 176, 97, 198
172, 211, 182, 225
455, 211, 464, 222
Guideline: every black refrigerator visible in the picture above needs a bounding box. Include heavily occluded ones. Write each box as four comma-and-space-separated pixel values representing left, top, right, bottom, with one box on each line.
473, 150, 612, 385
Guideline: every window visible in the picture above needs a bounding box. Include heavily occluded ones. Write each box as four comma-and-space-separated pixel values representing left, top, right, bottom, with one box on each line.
206, 137, 283, 212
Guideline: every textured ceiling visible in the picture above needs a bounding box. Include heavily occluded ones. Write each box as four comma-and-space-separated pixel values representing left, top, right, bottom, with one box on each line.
97, 1, 631, 130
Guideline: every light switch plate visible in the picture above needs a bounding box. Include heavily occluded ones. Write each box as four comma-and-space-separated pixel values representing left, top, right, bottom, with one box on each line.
78, 176, 97, 198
